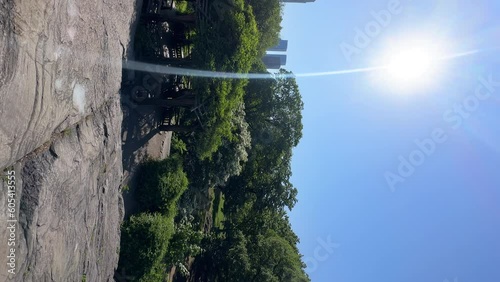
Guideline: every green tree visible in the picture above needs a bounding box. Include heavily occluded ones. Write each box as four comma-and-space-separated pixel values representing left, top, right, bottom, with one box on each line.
248, 231, 309, 282
136, 156, 189, 217
223, 68, 304, 211
244, 0, 283, 53
222, 230, 252, 281
184, 102, 251, 191
198, 228, 309, 282
189, 0, 259, 159
245, 68, 304, 149
118, 213, 174, 281
165, 215, 204, 276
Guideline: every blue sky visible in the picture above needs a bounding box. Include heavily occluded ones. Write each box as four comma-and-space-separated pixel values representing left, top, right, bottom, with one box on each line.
281, 1, 500, 281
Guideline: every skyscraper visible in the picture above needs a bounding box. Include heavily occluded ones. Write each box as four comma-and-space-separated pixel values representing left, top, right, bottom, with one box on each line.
262, 54, 287, 69
267, 40, 288, 52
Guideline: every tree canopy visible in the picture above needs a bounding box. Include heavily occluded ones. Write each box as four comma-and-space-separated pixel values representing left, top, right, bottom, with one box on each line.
223, 68, 304, 212
244, 0, 284, 54
124, 1, 309, 280
190, 0, 259, 159
191, 68, 308, 281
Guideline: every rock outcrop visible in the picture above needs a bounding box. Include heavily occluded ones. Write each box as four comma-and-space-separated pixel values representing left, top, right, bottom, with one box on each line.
0, 0, 137, 280
0, 99, 124, 282
0, 0, 132, 168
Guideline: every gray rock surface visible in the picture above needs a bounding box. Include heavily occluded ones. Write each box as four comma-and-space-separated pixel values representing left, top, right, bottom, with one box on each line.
0, 0, 133, 168
0, 0, 138, 281
0, 99, 124, 282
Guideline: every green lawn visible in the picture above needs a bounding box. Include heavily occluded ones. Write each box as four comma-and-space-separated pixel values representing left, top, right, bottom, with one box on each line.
212, 190, 225, 229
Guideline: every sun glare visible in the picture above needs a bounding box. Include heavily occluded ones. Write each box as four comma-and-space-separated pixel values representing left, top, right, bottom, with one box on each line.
373, 35, 450, 93
386, 48, 434, 81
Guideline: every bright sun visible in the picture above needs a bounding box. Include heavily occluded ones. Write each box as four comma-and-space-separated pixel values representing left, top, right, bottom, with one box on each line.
374, 36, 449, 93
386, 48, 434, 81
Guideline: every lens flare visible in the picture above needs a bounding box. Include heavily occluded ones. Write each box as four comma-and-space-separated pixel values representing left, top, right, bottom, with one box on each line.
122, 48, 485, 82
373, 36, 451, 93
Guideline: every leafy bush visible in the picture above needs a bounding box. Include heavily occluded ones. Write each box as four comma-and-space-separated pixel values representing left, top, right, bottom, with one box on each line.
140, 262, 168, 282
165, 215, 204, 273
136, 156, 189, 217
118, 213, 174, 281
174, 0, 195, 15
171, 134, 187, 155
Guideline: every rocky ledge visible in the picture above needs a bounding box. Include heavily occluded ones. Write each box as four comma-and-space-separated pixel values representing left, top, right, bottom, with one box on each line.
0, 0, 137, 281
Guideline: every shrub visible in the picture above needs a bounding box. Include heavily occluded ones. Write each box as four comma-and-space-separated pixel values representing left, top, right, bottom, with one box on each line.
136, 156, 189, 217
174, 0, 195, 15
165, 215, 204, 272
118, 213, 174, 281
171, 134, 187, 155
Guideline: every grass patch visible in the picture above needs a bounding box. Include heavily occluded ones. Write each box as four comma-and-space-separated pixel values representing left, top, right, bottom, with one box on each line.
212, 190, 225, 230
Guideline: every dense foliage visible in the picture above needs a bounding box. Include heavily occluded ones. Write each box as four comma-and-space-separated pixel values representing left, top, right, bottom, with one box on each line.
119, 0, 310, 280
136, 156, 189, 216
190, 68, 308, 281
118, 213, 173, 281
189, 0, 259, 159
244, 0, 283, 53
164, 215, 204, 275
118, 157, 189, 281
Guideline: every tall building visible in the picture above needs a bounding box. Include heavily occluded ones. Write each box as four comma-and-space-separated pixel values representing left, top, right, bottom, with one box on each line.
280, 0, 315, 3
267, 40, 288, 52
263, 54, 287, 69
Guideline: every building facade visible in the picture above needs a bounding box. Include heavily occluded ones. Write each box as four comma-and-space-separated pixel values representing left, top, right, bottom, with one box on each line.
267, 40, 288, 52
263, 54, 287, 69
